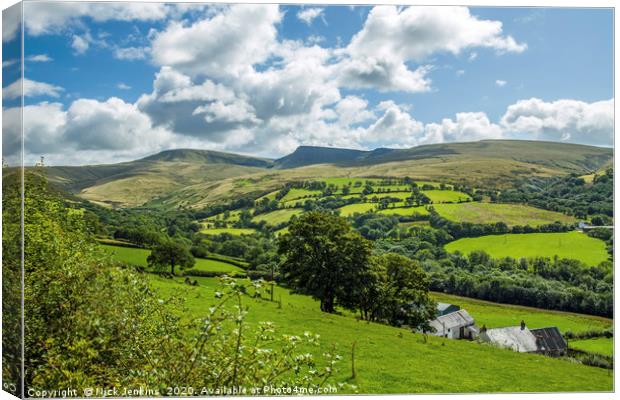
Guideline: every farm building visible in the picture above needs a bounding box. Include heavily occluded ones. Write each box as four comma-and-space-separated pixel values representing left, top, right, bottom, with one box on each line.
479, 323, 538, 353
480, 322, 567, 356
428, 309, 478, 339
436, 302, 460, 316
531, 327, 568, 356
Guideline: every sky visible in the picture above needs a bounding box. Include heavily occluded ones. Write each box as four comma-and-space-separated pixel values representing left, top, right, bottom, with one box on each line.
1, 2, 614, 166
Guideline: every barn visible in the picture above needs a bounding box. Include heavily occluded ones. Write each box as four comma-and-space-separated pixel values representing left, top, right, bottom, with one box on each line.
436, 302, 460, 317
479, 324, 538, 353
428, 309, 478, 339
531, 327, 568, 356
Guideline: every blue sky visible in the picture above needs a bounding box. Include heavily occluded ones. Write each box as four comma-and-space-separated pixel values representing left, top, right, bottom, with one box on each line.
2, 3, 614, 165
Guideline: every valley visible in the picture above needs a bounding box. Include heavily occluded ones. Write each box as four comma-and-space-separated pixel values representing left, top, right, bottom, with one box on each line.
20, 139, 614, 393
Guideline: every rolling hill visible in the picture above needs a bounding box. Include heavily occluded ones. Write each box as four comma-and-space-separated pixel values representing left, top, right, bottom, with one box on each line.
39, 140, 613, 208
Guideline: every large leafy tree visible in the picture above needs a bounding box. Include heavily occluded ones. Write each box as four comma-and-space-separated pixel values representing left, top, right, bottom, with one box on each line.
278, 211, 372, 313
147, 240, 195, 275
367, 254, 436, 329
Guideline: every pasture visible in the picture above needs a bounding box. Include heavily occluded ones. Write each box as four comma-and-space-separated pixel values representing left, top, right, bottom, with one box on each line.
147, 275, 612, 393
433, 202, 576, 226
444, 231, 609, 266
101, 244, 244, 274
280, 188, 322, 202
377, 206, 430, 217
252, 208, 303, 225
201, 227, 256, 235
570, 338, 613, 357
338, 203, 377, 217
422, 189, 471, 203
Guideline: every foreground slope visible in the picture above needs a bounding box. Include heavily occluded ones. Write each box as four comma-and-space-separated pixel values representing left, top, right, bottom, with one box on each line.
150, 276, 612, 393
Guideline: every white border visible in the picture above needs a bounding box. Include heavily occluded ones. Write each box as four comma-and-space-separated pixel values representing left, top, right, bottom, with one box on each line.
0, 1, 616, 400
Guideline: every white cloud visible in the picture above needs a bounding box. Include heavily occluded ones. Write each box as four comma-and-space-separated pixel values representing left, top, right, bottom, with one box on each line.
63, 97, 172, 151
495, 79, 507, 87
468, 52, 478, 62
337, 58, 433, 93
500, 98, 613, 146
150, 4, 281, 78
22, 2, 170, 36
364, 101, 425, 147
28, 54, 53, 62
117, 82, 132, 90
2, 4, 21, 43
422, 112, 503, 144
337, 6, 525, 93
3, 78, 64, 99
113, 46, 149, 60
347, 6, 526, 62
71, 34, 90, 54
297, 7, 325, 26
456, 69, 465, 77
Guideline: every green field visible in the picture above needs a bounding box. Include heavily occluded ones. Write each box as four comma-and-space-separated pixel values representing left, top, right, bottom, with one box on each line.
377, 206, 430, 216
422, 189, 471, 203
201, 227, 256, 235
280, 188, 322, 202
147, 275, 612, 393
338, 203, 377, 217
444, 231, 608, 266
101, 244, 244, 274
432, 292, 611, 334
433, 202, 576, 226
570, 337, 613, 357
252, 208, 303, 225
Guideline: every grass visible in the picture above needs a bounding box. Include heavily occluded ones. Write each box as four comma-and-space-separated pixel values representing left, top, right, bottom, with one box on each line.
570, 338, 613, 357
422, 189, 471, 203
200, 227, 256, 236
433, 202, 576, 226
252, 209, 303, 226
338, 203, 376, 217
147, 275, 612, 393
432, 292, 612, 334
101, 244, 244, 274
377, 206, 430, 216
444, 231, 609, 266
280, 188, 322, 202
101, 244, 150, 266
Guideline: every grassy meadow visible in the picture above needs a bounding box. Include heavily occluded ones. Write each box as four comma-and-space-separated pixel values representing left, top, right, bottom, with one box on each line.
433, 202, 576, 226
422, 189, 471, 203
570, 338, 614, 357
252, 208, 303, 225
377, 206, 430, 216
147, 275, 613, 393
444, 231, 609, 266
101, 244, 244, 274
337, 203, 377, 216
201, 227, 257, 235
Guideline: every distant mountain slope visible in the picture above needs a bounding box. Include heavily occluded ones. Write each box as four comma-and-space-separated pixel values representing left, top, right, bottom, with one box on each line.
274, 146, 368, 169
142, 148, 273, 168
40, 140, 613, 208
41, 149, 274, 207
274, 140, 612, 173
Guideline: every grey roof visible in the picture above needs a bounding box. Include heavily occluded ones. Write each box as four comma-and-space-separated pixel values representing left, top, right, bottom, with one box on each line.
481, 326, 538, 352
531, 327, 567, 352
437, 302, 459, 312
429, 309, 474, 332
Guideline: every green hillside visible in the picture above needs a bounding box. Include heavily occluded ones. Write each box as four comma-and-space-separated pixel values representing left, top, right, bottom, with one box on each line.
433, 203, 576, 226
148, 276, 613, 393
445, 231, 609, 266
